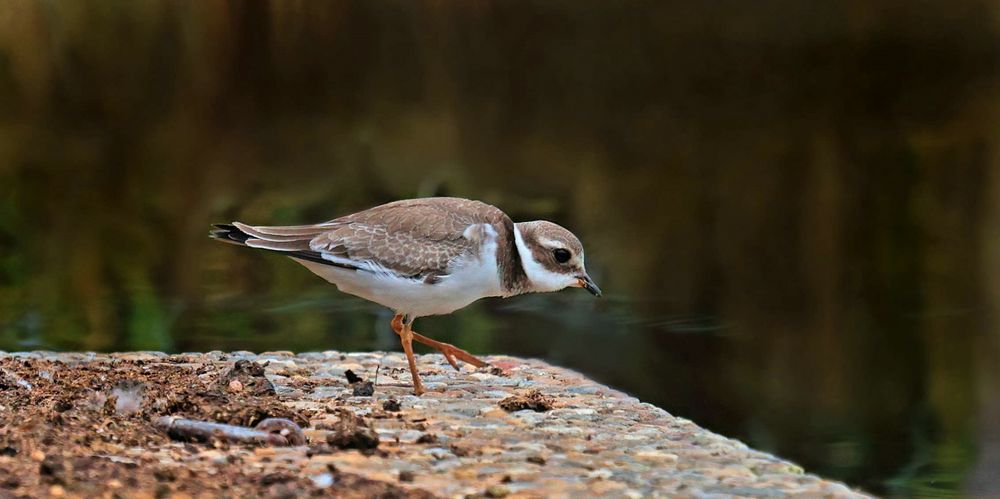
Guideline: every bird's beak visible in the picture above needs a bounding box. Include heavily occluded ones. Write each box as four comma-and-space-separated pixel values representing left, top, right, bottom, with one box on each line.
576, 274, 602, 297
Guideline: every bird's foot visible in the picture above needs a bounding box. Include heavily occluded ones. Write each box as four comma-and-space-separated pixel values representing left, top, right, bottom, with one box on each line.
409, 331, 488, 371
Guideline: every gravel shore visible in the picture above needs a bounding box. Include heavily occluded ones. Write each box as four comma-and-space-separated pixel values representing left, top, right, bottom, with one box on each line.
0, 350, 868, 498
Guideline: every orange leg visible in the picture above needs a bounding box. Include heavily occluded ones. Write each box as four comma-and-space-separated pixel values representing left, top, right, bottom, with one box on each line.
409, 331, 488, 370
391, 314, 424, 395
390, 315, 489, 372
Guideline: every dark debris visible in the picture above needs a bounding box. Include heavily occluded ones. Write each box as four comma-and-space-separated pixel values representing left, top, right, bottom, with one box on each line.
498, 389, 555, 412
325, 409, 380, 451
345, 370, 375, 397
218, 360, 275, 396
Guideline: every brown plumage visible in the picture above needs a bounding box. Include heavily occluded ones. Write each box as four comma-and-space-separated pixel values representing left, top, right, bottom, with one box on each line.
211, 196, 600, 395
213, 197, 526, 287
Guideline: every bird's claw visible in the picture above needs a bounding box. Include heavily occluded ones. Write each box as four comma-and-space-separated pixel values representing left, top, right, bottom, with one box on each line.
442, 351, 460, 371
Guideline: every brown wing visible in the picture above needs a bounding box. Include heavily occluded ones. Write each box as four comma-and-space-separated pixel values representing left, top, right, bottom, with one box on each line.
216, 197, 509, 279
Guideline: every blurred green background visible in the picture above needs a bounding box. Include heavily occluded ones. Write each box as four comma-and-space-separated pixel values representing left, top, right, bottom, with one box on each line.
1, 1, 998, 495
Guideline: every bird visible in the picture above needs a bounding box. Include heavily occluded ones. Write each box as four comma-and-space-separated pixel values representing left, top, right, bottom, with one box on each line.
210, 196, 601, 395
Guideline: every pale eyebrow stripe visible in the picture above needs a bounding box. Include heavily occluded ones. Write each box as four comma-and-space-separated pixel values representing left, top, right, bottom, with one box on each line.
538, 237, 565, 249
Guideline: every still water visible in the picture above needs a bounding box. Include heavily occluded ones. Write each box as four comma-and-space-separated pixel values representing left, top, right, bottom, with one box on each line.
1, 2, 999, 495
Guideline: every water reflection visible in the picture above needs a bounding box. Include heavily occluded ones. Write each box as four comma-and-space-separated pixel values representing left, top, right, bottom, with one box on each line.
1, 1, 999, 495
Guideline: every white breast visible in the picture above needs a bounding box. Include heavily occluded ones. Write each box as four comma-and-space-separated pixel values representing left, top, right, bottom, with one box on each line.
292, 223, 503, 318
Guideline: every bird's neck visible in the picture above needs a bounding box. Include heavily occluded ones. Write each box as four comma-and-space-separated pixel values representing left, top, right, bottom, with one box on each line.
497, 220, 531, 296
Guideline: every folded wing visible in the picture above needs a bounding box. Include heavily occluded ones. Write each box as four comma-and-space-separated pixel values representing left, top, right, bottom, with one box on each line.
210, 197, 509, 280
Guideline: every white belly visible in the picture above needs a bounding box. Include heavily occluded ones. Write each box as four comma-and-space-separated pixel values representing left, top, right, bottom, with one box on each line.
291, 239, 502, 318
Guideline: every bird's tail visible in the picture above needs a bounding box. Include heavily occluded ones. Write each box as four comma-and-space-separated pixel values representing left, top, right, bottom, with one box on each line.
210, 223, 253, 246
209, 221, 358, 270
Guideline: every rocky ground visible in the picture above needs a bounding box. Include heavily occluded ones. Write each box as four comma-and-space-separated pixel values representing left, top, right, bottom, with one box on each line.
0, 351, 868, 498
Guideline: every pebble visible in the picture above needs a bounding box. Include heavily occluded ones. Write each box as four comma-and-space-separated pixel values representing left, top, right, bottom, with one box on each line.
635, 450, 679, 462
588, 469, 614, 480
310, 473, 335, 488
480, 391, 514, 400
485, 484, 510, 497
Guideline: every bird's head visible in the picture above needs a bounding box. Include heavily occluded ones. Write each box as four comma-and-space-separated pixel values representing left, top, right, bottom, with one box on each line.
513, 221, 601, 296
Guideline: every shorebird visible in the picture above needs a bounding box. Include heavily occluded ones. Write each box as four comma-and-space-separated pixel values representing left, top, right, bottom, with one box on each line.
211, 197, 601, 394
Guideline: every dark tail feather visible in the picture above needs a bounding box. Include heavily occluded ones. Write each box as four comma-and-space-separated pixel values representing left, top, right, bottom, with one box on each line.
210, 223, 252, 245
209, 223, 360, 272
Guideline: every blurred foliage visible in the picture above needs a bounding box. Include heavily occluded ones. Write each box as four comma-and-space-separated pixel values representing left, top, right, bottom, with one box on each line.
0, 1, 999, 495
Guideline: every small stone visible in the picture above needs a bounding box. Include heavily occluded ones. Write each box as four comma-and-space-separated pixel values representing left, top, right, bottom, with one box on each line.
398, 470, 415, 482
590, 480, 627, 495
422, 382, 447, 392
30, 450, 45, 462
711, 465, 756, 480
385, 429, 425, 444
587, 469, 614, 480
259, 472, 293, 486
310, 473, 334, 488
228, 380, 243, 392
635, 450, 679, 462
351, 381, 375, 397
453, 468, 478, 480
345, 370, 375, 396
260, 350, 294, 358
449, 444, 473, 457
478, 408, 508, 418
49, 485, 65, 497
485, 485, 510, 497
415, 433, 438, 444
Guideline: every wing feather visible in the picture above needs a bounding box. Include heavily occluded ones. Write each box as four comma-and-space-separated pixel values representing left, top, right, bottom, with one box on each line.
219, 197, 510, 280
233, 221, 336, 241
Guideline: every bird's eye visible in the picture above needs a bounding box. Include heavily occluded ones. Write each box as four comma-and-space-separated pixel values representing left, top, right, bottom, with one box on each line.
553, 248, 571, 263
